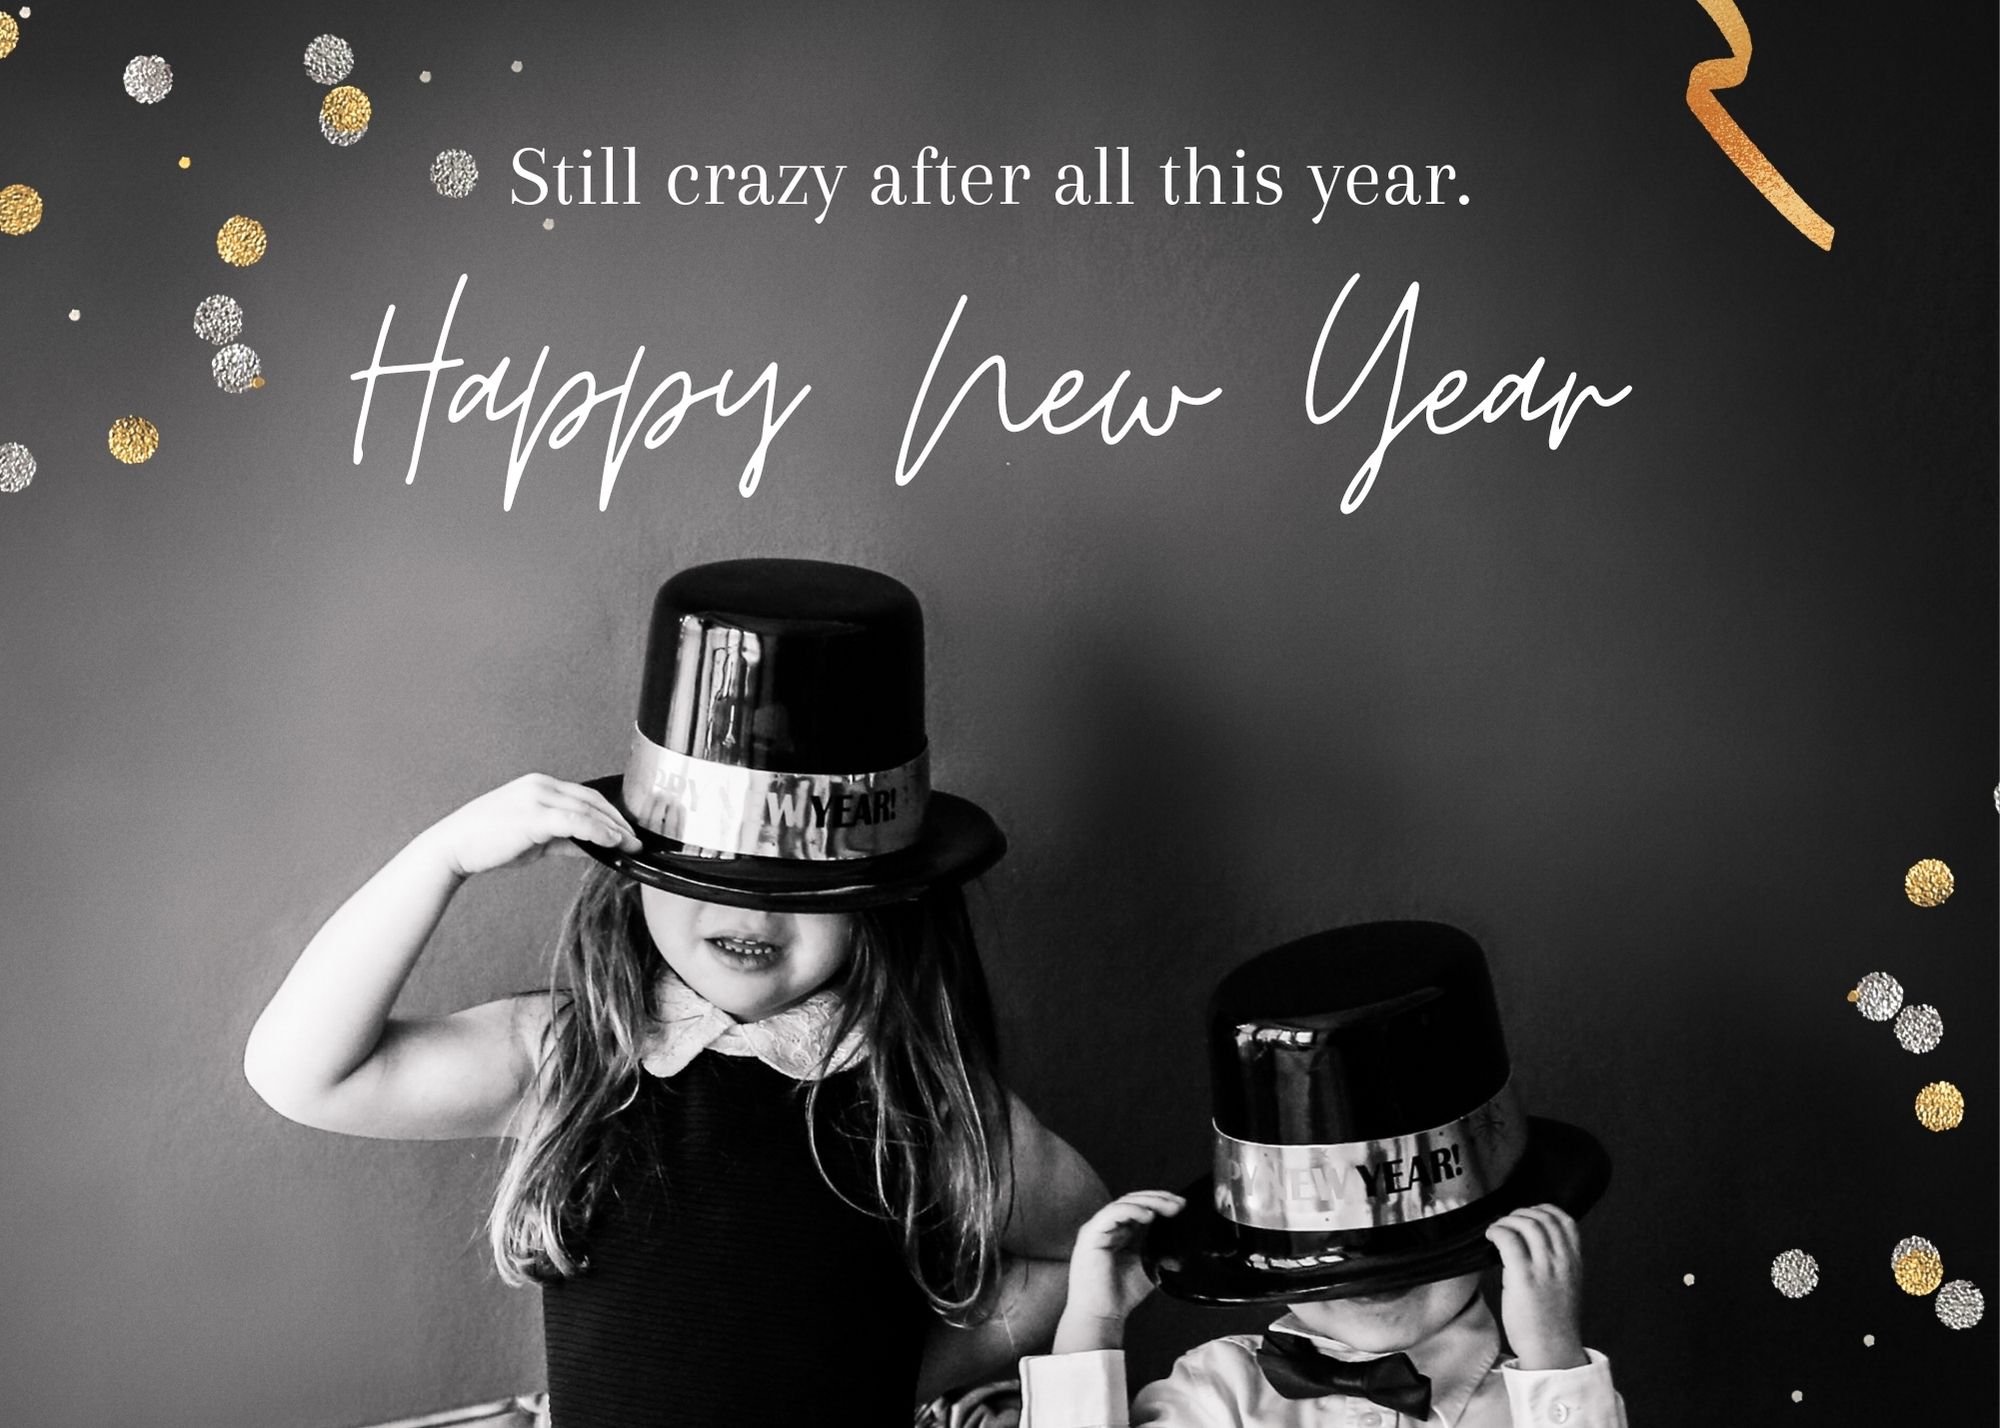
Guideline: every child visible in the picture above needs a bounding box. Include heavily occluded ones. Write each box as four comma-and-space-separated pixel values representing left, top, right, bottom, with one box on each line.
1020, 921, 1625, 1427
245, 559, 1105, 1427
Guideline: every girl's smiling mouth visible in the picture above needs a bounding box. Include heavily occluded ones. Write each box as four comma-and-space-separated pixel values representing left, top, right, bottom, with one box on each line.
706, 934, 783, 969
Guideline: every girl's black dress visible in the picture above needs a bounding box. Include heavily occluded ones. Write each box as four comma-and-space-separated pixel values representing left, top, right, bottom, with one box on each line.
541, 1052, 934, 1427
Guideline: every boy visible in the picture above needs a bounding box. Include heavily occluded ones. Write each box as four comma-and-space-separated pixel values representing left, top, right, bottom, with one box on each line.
1022, 922, 1626, 1427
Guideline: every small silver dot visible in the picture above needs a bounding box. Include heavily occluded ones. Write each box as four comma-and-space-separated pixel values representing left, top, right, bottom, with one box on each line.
18, 6, 29, 15
1791, 1391, 1803, 1404
542, 217, 555, 230
1458, 193, 1469, 206
510, 59, 523, 72
1862, 1333, 1875, 1347
67, 308, 80, 321
419, 70, 431, 83
1683, 1273, 1695, 1286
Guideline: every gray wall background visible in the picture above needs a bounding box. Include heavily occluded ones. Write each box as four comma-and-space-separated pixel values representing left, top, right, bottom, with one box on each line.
0, 2, 1992, 1423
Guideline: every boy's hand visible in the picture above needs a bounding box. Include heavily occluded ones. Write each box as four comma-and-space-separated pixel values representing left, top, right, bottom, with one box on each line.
1486, 1204, 1588, 1371
422, 773, 641, 877
1051, 1191, 1185, 1353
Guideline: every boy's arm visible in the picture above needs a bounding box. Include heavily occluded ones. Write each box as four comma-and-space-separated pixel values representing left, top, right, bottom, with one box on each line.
1488, 1204, 1627, 1426
1500, 1351, 1628, 1428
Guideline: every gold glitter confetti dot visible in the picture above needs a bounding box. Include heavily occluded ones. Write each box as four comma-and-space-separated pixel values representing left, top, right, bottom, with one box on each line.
511, 59, 523, 72
1904, 858, 1953, 907
1892, 1238, 1943, 1296
320, 84, 372, 135
107, 415, 159, 465
1914, 1081, 1964, 1132
0, 182, 43, 235
216, 215, 267, 267
0, 13, 18, 60
178, 156, 190, 170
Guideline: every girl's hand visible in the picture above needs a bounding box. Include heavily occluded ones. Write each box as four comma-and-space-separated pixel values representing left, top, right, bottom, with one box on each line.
423, 774, 641, 878
1052, 1190, 1185, 1353
1486, 1203, 1588, 1371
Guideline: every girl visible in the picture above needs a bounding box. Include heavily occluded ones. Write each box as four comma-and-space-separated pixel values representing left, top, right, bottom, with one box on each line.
245, 559, 1105, 1426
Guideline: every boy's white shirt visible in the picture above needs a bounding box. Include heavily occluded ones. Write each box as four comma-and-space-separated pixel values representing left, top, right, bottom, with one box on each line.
1019, 1298, 1626, 1428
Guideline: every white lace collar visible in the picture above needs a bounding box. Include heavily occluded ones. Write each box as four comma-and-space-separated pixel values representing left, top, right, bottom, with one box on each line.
638, 968, 868, 1082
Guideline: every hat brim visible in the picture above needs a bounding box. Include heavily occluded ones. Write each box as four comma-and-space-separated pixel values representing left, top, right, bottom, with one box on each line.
574, 776, 1006, 912
1143, 1117, 1610, 1306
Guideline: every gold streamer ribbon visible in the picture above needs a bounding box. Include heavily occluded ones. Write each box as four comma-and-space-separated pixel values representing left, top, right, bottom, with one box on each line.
1686, 0, 1834, 251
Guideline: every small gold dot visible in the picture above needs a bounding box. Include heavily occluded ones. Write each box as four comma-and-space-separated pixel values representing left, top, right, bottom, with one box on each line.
177, 155, 191, 169
320, 84, 372, 135
0, 182, 43, 235
216, 214, 267, 266
1893, 1247, 1944, 1296
1904, 858, 1953, 907
1845, 988, 1860, 1003
107, 415, 160, 464
249, 374, 265, 389
1914, 1082, 1964, 1132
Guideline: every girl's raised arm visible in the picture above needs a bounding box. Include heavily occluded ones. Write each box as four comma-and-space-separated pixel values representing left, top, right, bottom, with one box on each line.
242, 774, 639, 1140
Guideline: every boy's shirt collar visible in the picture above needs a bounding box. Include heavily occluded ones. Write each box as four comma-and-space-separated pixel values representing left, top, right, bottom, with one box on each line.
1265, 1294, 1502, 1426
638, 968, 868, 1081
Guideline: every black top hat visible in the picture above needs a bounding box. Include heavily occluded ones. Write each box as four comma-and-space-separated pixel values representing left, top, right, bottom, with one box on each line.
1144, 922, 1610, 1305
579, 559, 1005, 911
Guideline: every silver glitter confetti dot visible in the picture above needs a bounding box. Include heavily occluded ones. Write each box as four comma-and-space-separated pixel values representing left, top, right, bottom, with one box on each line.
1771, 1249, 1819, 1299
1935, 1280, 1984, 1330
192, 294, 243, 345
123, 54, 173, 104
211, 343, 261, 394
1853, 971, 1903, 1022
1891, 1235, 1938, 1268
303, 34, 353, 85
319, 110, 366, 147
430, 148, 478, 198
0, 441, 35, 492
1893, 1004, 1943, 1053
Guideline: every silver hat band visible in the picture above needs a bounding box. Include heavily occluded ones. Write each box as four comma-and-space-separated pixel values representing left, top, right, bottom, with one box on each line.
622, 726, 930, 861
1212, 1081, 1526, 1233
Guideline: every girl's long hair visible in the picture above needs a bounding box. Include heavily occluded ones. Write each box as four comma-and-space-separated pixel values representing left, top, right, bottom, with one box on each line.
487, 863, 1010, 1322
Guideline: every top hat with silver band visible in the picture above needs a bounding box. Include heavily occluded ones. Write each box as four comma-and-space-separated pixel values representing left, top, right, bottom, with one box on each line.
578, 559, 1005, 910
1145, 921, 1610, 1304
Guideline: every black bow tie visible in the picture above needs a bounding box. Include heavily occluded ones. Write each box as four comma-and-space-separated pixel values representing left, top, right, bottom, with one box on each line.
1255, 1329, 1434, 1418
